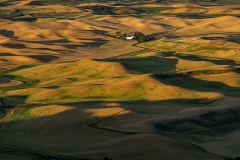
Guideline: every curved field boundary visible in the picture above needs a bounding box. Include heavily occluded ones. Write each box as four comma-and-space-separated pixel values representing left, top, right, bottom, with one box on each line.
0, 110, 6, 120
89, 110, 137, 134
0, 143, 88, 160
153, 68, 240, 79
0, 76, 24, 88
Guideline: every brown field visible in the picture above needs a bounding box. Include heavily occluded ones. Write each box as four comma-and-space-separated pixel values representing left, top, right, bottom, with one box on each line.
0, 0, 240, 160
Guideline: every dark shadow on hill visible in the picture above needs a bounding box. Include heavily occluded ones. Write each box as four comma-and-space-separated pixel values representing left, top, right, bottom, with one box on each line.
31, 47, 67, 52
98, 25, 119, 30
28, 55, 59, 62
161, 51, 239, 67
145, 32, 166, 41
0, 75, 24, 88
0, 53, 15, 56
15, 38, 108, 50
152, 74, 240, 98
62, 99, 240, 160
148, 32, 168, 38
2, 65, 35, 73
8, 17, 37, 22
88, 30, 112, 36
0, 2, 10, 7
0, 76, 12, 86
0, 95, 28, 109
175, 14, 214, 19
202, 34, 240, 44
0, 98, 238, 159
160, 51, 240, 77
0, 143, 87, 160
2, 96, 86, 160
21, 39, 70, 45
82, 38, 109, 47
63, 44, 84, 49
0, 109, 5, 119
28, 0, 84, 6
0, 30, 17, 38
0, 98, 223, 137
42, 86, 60, 89
1, 74, 39, 90
102, 56, 178, 74
1, 43, 26, 49
0, 95, 28, 127
62, 38, 109, 49
154, 108, 240, 136
55, 98, 240, 136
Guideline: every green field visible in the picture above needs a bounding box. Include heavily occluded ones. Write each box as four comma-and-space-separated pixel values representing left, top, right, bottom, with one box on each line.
0, 0, 240, 159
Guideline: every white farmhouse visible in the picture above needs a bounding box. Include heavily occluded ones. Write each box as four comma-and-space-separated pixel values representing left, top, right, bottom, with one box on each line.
126, 35, 135, 40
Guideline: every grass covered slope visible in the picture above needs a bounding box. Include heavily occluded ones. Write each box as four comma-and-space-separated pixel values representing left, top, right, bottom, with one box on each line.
1, 50, 240, 159
5, 56, 240, 103
1, 0, 240, 159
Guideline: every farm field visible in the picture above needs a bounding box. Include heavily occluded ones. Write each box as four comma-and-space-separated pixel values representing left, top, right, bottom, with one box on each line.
0, 0, 240, 160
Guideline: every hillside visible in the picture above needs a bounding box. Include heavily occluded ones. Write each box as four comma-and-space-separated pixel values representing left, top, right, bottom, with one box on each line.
0, 0, 240, 160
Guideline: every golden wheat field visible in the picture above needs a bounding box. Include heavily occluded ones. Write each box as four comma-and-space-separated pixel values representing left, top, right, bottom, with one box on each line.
0, 0, 240, 159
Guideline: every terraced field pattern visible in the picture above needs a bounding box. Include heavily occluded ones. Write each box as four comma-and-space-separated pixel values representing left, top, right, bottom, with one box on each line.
0, 0, 240, 159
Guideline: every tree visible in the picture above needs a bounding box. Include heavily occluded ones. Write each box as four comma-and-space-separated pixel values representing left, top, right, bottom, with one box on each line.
89, 5, 113, 14
116, 31, 122, 37
135, 32, 146, 43
96, 5, 101, 12
103, 6, 110, 14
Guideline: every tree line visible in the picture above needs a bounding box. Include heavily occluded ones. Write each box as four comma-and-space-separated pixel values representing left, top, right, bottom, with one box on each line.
88, 4, 114, 14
